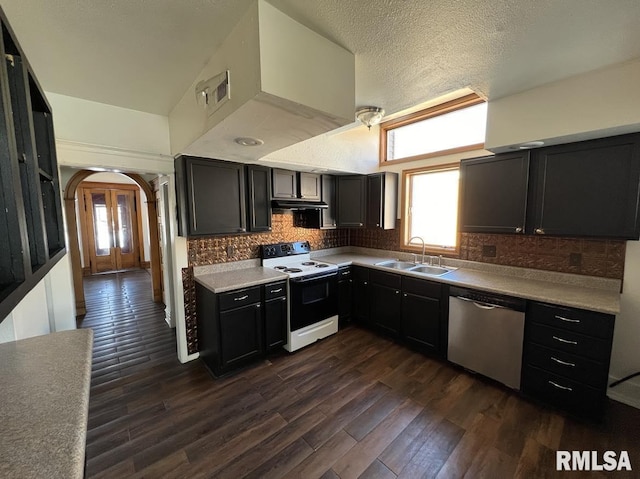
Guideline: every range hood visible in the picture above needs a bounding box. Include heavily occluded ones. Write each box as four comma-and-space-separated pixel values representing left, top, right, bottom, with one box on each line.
271, 199, 328, 210
169, 0, 355, 162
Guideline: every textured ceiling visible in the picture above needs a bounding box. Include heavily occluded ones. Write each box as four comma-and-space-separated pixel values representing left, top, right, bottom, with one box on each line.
2, 0, 640, 117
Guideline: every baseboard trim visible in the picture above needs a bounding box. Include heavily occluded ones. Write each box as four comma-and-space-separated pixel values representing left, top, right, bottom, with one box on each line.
607, 375, 640, 409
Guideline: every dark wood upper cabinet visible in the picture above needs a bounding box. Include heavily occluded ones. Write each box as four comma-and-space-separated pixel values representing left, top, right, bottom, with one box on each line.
459, 151, 530, 234
175, 156, 247, 237
245, 164, 272, 232
298, 172, 321, 200
336, 175, 366, 227
530, 133, 640, 239
271, 168, 297, 199
366, 172, 398, 229
320, 174, 337, 229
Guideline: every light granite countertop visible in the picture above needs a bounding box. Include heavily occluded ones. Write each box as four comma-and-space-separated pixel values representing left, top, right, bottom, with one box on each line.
316, 253, 621, 315
195, 266, 288, 293
0, 329, 94, 479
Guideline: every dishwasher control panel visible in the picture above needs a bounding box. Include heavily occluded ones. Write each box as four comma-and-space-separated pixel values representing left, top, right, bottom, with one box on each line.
449, 286, 526, 311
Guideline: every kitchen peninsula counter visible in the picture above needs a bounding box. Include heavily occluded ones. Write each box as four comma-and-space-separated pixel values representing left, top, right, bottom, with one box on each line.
317, 252, 620, 315
0, 329, 94, 479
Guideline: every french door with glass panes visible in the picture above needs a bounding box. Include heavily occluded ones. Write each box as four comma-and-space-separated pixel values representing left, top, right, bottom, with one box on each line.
83, 188, 141, 273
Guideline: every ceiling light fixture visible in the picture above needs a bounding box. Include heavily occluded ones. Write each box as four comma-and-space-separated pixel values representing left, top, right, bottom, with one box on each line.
234, 137, 264, 147
355, 106, 385, 130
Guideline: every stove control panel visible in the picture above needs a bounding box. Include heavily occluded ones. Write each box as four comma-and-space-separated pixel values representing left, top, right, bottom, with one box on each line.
261, 241, 311, 259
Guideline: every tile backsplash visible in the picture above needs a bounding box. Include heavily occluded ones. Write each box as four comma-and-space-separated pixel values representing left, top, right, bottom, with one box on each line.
187, 212, 349, 266
349, 221, 626, 280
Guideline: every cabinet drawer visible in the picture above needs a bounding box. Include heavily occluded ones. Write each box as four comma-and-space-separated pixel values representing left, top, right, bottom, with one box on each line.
528, 302, 614, 339
338, 267, 351, 279
264, 281, 287, 300
522, 365, 605, 418
402, 276, 442, 298
524, 342, 608, 389
370, 269, 401, 289
352, 266, 369, 282
219, 286, 261, 311
527, 322, 610, 362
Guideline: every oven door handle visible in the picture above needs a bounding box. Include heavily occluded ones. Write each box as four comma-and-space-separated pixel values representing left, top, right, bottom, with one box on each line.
289, 272, 338, 283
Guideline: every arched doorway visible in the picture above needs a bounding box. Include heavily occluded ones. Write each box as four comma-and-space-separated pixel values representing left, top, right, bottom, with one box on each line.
65, 169, 163, 315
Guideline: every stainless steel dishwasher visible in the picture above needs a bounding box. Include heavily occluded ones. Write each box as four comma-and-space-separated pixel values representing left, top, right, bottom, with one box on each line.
448, 286, 526, 390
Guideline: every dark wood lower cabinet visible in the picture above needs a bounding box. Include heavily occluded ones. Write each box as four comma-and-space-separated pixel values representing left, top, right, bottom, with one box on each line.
337, 266, 352, 327
401, 291, 441, 354
521, 301, 615, 419
264, 295, 287, 352
196, 281, 287, 377
370, 270, 402, 337
352, 266, 370, 326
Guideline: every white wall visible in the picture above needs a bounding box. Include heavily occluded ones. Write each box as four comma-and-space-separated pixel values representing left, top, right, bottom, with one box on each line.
0, 256, 76, 343
486, 59, 640, 152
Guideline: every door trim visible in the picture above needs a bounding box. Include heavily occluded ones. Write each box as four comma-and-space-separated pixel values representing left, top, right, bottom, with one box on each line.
65, 170, 162, 315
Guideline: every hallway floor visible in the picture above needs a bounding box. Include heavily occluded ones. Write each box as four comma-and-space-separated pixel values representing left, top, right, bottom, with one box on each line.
80, 270, 640, 478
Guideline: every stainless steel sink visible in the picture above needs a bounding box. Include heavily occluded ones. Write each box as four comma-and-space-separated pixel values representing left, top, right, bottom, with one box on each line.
374, 260, 418, 270
408, 265, 456, 276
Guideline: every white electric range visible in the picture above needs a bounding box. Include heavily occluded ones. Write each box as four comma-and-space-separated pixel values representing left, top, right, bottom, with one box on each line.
261, 241, 339, 352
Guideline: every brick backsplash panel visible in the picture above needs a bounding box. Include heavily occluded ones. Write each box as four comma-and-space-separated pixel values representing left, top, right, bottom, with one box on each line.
187, 212, 349, 266
349, 220, 625, 280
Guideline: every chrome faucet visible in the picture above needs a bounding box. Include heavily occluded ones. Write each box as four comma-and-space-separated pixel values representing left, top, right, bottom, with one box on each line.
409, 236, 426, 264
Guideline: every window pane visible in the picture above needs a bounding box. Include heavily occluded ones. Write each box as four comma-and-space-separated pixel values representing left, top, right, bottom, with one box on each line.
387, 102, 486, 161
91, 193, 111, 256
409, 169, 459, 248
116, 193, 133, 254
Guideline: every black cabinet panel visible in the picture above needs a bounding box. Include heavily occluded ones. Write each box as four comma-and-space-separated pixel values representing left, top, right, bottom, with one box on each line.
175, 156, 247, 237
219, 303, 263, 368
338, 266, 352, 326
321, 174, 337, 229
246, 165, 272, 232
366, 172, 398, 229
459, 152, 529, 234
370, 273, 401, 337
531, 134, 640, 239
299, 172, 321, 200
265, 296, 287, 352
401, 292, 441, 355
352, 266, 370, 326
272, 169, 297, 199
337, 175, 366, 227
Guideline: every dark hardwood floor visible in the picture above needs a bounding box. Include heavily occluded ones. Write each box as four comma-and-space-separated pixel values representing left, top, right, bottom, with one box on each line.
80, 270, 640, 478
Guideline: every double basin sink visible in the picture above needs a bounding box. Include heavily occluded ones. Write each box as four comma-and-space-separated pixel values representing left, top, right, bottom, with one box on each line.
374, 260, 457, 277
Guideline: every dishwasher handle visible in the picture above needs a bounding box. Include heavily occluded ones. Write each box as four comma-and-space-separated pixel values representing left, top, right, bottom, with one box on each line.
454, 295, 505, 310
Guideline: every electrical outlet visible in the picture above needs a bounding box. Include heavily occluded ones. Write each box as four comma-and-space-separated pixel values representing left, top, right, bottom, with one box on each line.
482, 245, 497, 257
226, 245, 236, 257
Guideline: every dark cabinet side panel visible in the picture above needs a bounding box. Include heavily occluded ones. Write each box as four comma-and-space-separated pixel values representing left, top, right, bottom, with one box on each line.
246, 164, 272, 232
321, 174, 337, 229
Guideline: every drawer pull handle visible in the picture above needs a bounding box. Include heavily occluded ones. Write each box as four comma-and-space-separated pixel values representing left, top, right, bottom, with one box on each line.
234, 295, 249, 301
555, 315, 580, 323
270, 288, 283, 294
548, 380, 573, 392
551, 356, 576, 367
552, 335, 577, 345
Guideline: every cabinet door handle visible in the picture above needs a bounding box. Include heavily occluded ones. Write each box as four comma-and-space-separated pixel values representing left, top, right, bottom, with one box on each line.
256, 303, 261, 308
551, 356, 576, 367
349, 279, 352, 283
395, 290, 400, 294
270, 288, 283, 294
363, 281, 368, 285
548, 380, 572, 392
515, 227, 523, 233
555, 315, 580, 323
552, 335, 577, 345
280, 297, 286, 301
403, 293, 408, 297
234, 295, 249, 301
535, 228, 545, 234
